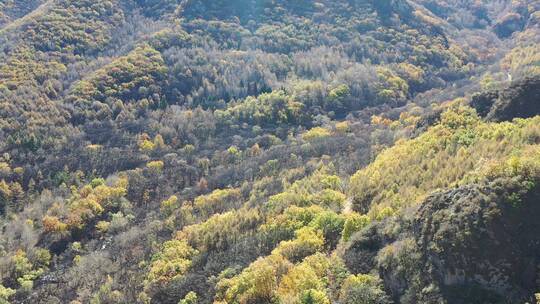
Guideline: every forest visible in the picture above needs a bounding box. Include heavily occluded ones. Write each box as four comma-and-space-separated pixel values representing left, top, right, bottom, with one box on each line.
0, 0, 539, 303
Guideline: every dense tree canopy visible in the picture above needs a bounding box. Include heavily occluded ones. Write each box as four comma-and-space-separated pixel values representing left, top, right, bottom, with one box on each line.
0, 0, 539, 303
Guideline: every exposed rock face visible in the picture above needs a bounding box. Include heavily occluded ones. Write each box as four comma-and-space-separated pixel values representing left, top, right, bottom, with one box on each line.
343, 176, 540, 304
413, 178, 540, 303
470, 90, 499, 118
471, 75, 540, 122
341, 224, 386, 274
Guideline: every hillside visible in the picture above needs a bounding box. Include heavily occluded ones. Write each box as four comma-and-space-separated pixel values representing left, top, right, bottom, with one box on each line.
0, 0, 539, 303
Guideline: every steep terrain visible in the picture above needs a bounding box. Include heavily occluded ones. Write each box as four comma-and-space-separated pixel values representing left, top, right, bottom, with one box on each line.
0, 0, 539, 303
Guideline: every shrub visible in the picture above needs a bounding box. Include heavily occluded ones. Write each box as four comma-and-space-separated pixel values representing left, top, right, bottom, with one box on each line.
302, 127, 331, 142
272, 227, 324, 263
341, 213, 370, 242
339, 274, 391, 304
146, 240, 198, 287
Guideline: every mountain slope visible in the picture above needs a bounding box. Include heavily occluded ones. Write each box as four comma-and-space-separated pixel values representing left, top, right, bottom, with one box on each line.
0, 0, 538, 303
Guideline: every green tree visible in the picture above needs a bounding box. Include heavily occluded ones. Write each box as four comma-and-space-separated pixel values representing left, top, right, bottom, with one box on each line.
300, 289, 330, 304
179, 291, 198, 304
339, 274, 391, 304
0, 284, 15, 304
